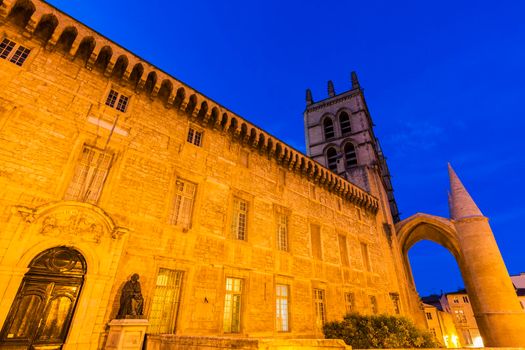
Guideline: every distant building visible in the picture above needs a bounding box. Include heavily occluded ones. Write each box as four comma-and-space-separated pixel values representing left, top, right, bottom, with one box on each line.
422, 300, 460, 348
510, 272, 525, 309
440, 291, 483, 347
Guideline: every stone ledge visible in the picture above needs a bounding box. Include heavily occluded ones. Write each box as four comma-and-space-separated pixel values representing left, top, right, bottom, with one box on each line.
146, 335, 350, 350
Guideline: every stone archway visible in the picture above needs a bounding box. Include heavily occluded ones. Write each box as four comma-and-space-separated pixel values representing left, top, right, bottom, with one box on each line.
396, 213, 463, 288
396, 211, 525, 347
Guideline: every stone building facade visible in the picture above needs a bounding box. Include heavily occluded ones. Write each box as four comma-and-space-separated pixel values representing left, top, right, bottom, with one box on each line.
1, 0, 525, 349
0, 1, 412, 349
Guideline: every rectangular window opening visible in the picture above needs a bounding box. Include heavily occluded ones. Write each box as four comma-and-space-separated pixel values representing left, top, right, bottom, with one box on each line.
277, 212, 288, 251
64, 145, 113, 203
0, 38, 31, 66
276, 284, 290, 332
187, 127, 203, 146
148, 268, 184, 334
223, 277, 243, 333
232, 197, 248, 240
169, 179, 197, 229
105, 89, 129, 112
313, 288, 326, 328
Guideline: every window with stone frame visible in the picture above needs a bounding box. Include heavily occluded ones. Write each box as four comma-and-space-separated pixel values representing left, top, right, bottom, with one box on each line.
323, 118, 335, 140
231, 197, 248, 240
344, 143, 358, 167
223, 277, 243, 333
390, 293, 400, 314
148, 268, 184, 334
344, 292, 355, 314
64, 145, 113, 203
326, 147, 338, 172
313, 288, 326, 328
276, 284, 290, 332
276, 210, 289, 252
169, 179, 197, 230
339, 111, 352, 135
0, 38, 31, 66
105, 89, 129, 112
462, 296, 469, 303
187, 127, 203, 146
426, 312, 433, 320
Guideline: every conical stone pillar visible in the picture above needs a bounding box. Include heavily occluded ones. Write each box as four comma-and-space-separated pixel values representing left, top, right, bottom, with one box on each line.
448, 164, 525, 347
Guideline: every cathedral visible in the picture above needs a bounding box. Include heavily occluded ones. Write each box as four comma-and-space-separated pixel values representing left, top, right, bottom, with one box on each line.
0, 1, 524, 349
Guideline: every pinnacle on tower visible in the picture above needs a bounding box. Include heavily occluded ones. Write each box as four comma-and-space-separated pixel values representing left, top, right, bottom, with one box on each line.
306, 88, 313, 106
448, 163, 483, 220
351, 71, 360, 89
327, 80, 335, 97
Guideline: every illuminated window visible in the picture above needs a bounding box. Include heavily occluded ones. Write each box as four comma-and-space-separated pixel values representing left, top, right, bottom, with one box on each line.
426, 312, 433, 320
361, 242, 371, 271
370, 295, 378, 314
323, 118, 335, 139
326, 147, 338, 172
232, 197, 248, 240
0, 38, 31, 66
338, 234, 349, 267
310, 224, 322, 260
454, 310, 467, 324
187, 127, 203, 146
223, 277, 243, 333
276, 284, 290, 332
148, 269, 184, 334
105, 89, 129, 112
276, 212, 288, 251
169, 179, 196, 229
313, 289, 326, 327
339, 112, 352, 135
344, 143, 358, 167
64, 145, 112, 203
344, 292, 355, 314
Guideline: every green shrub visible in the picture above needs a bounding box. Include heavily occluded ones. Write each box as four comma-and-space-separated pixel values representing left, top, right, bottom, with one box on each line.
323, 313, 440, 349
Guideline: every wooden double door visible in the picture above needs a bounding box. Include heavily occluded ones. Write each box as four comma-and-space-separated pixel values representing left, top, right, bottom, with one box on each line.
0, 247, 86, 350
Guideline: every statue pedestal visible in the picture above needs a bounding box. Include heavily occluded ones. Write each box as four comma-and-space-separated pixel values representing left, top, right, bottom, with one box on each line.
105, 318, 149, 350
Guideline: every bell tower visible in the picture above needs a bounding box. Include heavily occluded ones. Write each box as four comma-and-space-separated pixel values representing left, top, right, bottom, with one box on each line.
304, 72, 399, 222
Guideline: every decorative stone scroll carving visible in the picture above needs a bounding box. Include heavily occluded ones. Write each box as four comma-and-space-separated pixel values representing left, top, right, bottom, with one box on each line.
15, 202, 128, 243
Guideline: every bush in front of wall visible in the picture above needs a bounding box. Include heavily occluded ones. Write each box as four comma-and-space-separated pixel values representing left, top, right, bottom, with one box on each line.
323, 313, 440, 349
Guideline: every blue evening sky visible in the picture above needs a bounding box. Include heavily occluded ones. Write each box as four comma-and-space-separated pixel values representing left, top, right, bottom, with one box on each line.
46, 0, 525, 296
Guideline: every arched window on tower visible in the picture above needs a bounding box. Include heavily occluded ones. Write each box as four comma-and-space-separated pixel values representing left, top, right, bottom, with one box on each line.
339, 112, 351, 135
344, 143, 357, 167
323, 118, 335, 140
326, 147, 338, 172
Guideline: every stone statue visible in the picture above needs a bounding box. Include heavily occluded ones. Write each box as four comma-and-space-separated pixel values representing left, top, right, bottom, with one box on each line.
117, 273, 144, 318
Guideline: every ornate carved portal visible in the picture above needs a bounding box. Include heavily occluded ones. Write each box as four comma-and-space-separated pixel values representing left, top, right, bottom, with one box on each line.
0, 247, 86, 350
